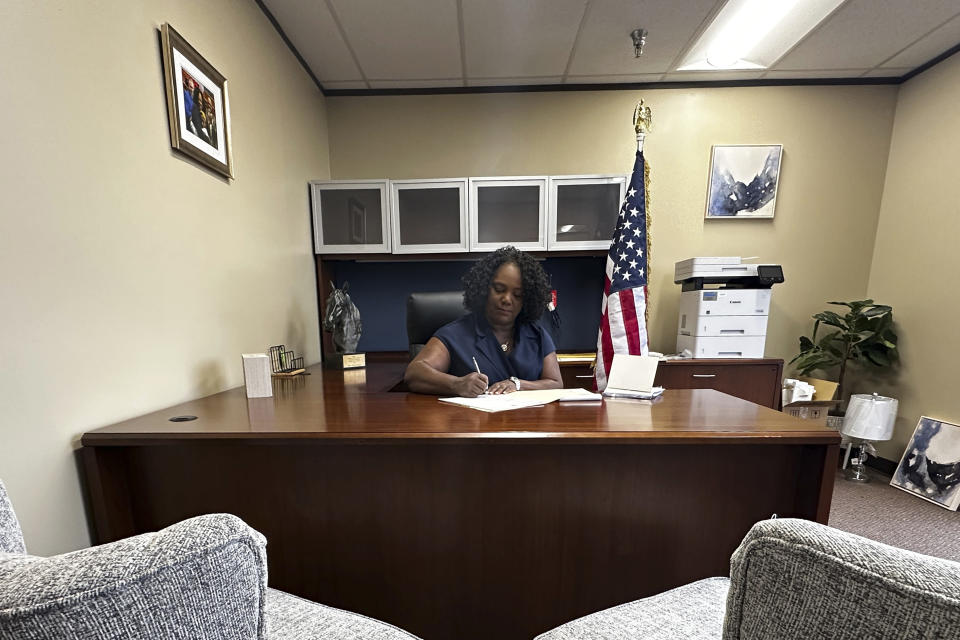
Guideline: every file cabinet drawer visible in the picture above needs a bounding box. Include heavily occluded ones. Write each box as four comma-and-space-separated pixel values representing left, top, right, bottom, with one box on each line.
654, 359, 783, 408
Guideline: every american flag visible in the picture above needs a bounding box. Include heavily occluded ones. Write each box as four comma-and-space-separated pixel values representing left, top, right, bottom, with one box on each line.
595, 148, 649, 391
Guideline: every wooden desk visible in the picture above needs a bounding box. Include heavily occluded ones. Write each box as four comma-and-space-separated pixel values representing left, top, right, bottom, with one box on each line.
81, 359, 839, 640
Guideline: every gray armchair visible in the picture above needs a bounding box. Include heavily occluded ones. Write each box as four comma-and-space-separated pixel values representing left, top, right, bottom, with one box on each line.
536, 517, 960, 639
0, 480, 420, 640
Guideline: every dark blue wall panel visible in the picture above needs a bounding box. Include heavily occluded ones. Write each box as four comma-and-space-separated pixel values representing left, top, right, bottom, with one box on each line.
327, 256, 605, 353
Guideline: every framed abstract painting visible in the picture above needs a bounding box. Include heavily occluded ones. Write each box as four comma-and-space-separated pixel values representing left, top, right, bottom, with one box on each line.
891, 416, 960, 510
160, 24, 234, 179
705, 144, 782, 219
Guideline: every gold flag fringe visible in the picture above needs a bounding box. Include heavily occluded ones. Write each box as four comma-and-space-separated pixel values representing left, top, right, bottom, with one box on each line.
644, 155, 652, 327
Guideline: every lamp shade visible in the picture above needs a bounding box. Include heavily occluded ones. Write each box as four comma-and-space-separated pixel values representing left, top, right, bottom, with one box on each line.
840, 394, 898, 441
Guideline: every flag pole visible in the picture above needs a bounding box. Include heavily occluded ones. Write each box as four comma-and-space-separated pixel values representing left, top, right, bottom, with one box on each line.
633, 100, 652, 329
595, 100, 654, 390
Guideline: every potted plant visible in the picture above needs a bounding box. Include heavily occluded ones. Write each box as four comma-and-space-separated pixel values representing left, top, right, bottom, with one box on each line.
790, 299, 899, 413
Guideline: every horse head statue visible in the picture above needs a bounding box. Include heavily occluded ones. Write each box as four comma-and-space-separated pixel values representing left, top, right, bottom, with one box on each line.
323, 281, 362, 354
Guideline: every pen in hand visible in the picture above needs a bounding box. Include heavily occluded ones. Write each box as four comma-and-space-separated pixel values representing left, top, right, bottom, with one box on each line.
471, 356, 488, 393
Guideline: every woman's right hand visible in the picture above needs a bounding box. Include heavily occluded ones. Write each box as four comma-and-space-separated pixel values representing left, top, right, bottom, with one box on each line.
453, 372, 488, 398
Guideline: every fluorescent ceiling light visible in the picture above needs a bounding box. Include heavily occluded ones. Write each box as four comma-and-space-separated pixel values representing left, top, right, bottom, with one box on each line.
677, 0, 844, 71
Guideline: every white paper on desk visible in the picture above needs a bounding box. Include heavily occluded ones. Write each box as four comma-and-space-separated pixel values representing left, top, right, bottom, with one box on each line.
439, 393, 548, 413
439, 388, 601, 412
556, 388, 602, 401
604, 354, 659, 393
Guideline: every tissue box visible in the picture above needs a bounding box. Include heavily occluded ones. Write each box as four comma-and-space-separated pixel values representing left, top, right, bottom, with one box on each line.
783, 376, 838, 426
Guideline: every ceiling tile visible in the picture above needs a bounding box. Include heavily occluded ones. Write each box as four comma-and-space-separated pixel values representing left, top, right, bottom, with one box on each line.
763, 69, 870, 79
565, 73, 665, 84
661, 70, 766, 81
775, 0, 960, 70
466, 77, 564, 87
262, 0, 362, 82
330, 0, 461, 79
368, 79, 466, 89
567, 0, 722, 76
881, 13, 960, 68
463, 0, 587, 77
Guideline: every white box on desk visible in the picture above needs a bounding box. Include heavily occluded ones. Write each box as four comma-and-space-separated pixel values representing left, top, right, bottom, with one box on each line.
676, 334, 766, 359
242, 353, 273, 398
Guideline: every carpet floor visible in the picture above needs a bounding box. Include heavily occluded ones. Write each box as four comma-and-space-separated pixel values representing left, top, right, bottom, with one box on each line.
828, 468, 960, 563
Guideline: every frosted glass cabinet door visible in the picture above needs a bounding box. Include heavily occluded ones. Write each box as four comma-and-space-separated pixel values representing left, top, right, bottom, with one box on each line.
469, 177, 547, 251
547, 175, 626, 250
310, 180, 391, 254
390, 179, 468, 253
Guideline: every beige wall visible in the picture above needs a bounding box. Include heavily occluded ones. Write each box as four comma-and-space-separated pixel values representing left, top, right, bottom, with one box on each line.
327, 87, 898, 365
868, 54, 960, 460
0, 1, 329, 554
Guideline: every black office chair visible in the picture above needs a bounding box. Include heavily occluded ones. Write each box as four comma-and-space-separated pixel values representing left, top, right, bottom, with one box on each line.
406, 291, 467, 359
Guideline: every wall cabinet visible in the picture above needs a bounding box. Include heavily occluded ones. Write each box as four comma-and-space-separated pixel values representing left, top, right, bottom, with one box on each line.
311, 174, 626, 255
469, 177, 547, 252
390, 179, 468, 253
310, 180, 391, 254
547, 175, 626, 250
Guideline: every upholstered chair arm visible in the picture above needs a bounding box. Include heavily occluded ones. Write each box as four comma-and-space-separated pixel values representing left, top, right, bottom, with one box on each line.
723, 517, 960, 639
0, 481, 25, 555
0, 513, 268, 640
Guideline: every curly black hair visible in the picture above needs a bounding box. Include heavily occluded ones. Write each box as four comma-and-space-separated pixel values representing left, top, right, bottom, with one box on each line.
462, 246, 551, 324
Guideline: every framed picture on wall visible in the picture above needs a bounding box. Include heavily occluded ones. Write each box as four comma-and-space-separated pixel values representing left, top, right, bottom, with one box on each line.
160, 23, 234, 179
704, 144, 781, 219
890, 416, 960, 510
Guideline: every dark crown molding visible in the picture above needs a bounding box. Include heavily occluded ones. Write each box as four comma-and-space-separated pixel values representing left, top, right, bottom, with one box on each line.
254, 0, 327, 95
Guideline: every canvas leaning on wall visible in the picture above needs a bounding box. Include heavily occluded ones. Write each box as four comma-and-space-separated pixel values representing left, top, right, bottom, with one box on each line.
891, 416, 960, 511
705, 144, 782, 219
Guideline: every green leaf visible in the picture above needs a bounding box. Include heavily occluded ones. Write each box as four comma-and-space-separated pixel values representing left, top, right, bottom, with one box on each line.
813, 311, 848, 330
863, 349, 890, 367
863, 305, 891, 318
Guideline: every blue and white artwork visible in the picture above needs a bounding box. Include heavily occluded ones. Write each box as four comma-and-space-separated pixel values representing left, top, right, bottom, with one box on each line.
705, 145, 782, 219
891, 417, 960, 511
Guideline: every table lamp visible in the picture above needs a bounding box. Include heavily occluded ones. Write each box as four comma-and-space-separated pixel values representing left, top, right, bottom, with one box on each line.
840, 393, 898, 483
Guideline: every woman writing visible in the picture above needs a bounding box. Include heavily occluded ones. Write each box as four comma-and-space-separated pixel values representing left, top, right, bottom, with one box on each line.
404, 246, 563, 397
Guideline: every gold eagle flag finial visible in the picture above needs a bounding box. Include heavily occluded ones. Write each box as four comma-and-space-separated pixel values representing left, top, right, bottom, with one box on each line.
633, 99, 652, 135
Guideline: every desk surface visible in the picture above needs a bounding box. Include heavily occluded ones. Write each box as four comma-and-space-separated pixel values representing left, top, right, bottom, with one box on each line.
83, 359, 838, 446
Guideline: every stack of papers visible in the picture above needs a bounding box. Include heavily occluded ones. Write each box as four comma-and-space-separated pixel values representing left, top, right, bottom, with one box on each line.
602, 386, 664, 400
439, 388, 602, 413
600, 354, 665, 400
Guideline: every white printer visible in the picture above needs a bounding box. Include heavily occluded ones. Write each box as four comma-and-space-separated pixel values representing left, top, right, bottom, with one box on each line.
674, 257, 784, 359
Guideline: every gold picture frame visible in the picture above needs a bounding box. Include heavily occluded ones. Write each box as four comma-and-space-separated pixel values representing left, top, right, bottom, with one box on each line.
160, 24, 234, 179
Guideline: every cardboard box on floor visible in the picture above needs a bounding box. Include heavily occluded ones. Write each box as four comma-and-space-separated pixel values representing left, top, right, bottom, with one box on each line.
783, 377, 839, 426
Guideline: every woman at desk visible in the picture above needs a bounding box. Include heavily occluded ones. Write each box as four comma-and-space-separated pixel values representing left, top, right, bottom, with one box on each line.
404, 246, 563, 397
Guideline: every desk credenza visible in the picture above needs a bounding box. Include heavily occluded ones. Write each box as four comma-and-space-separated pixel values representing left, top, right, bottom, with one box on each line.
560, 357, 784, 408
81, 359, 839, 640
